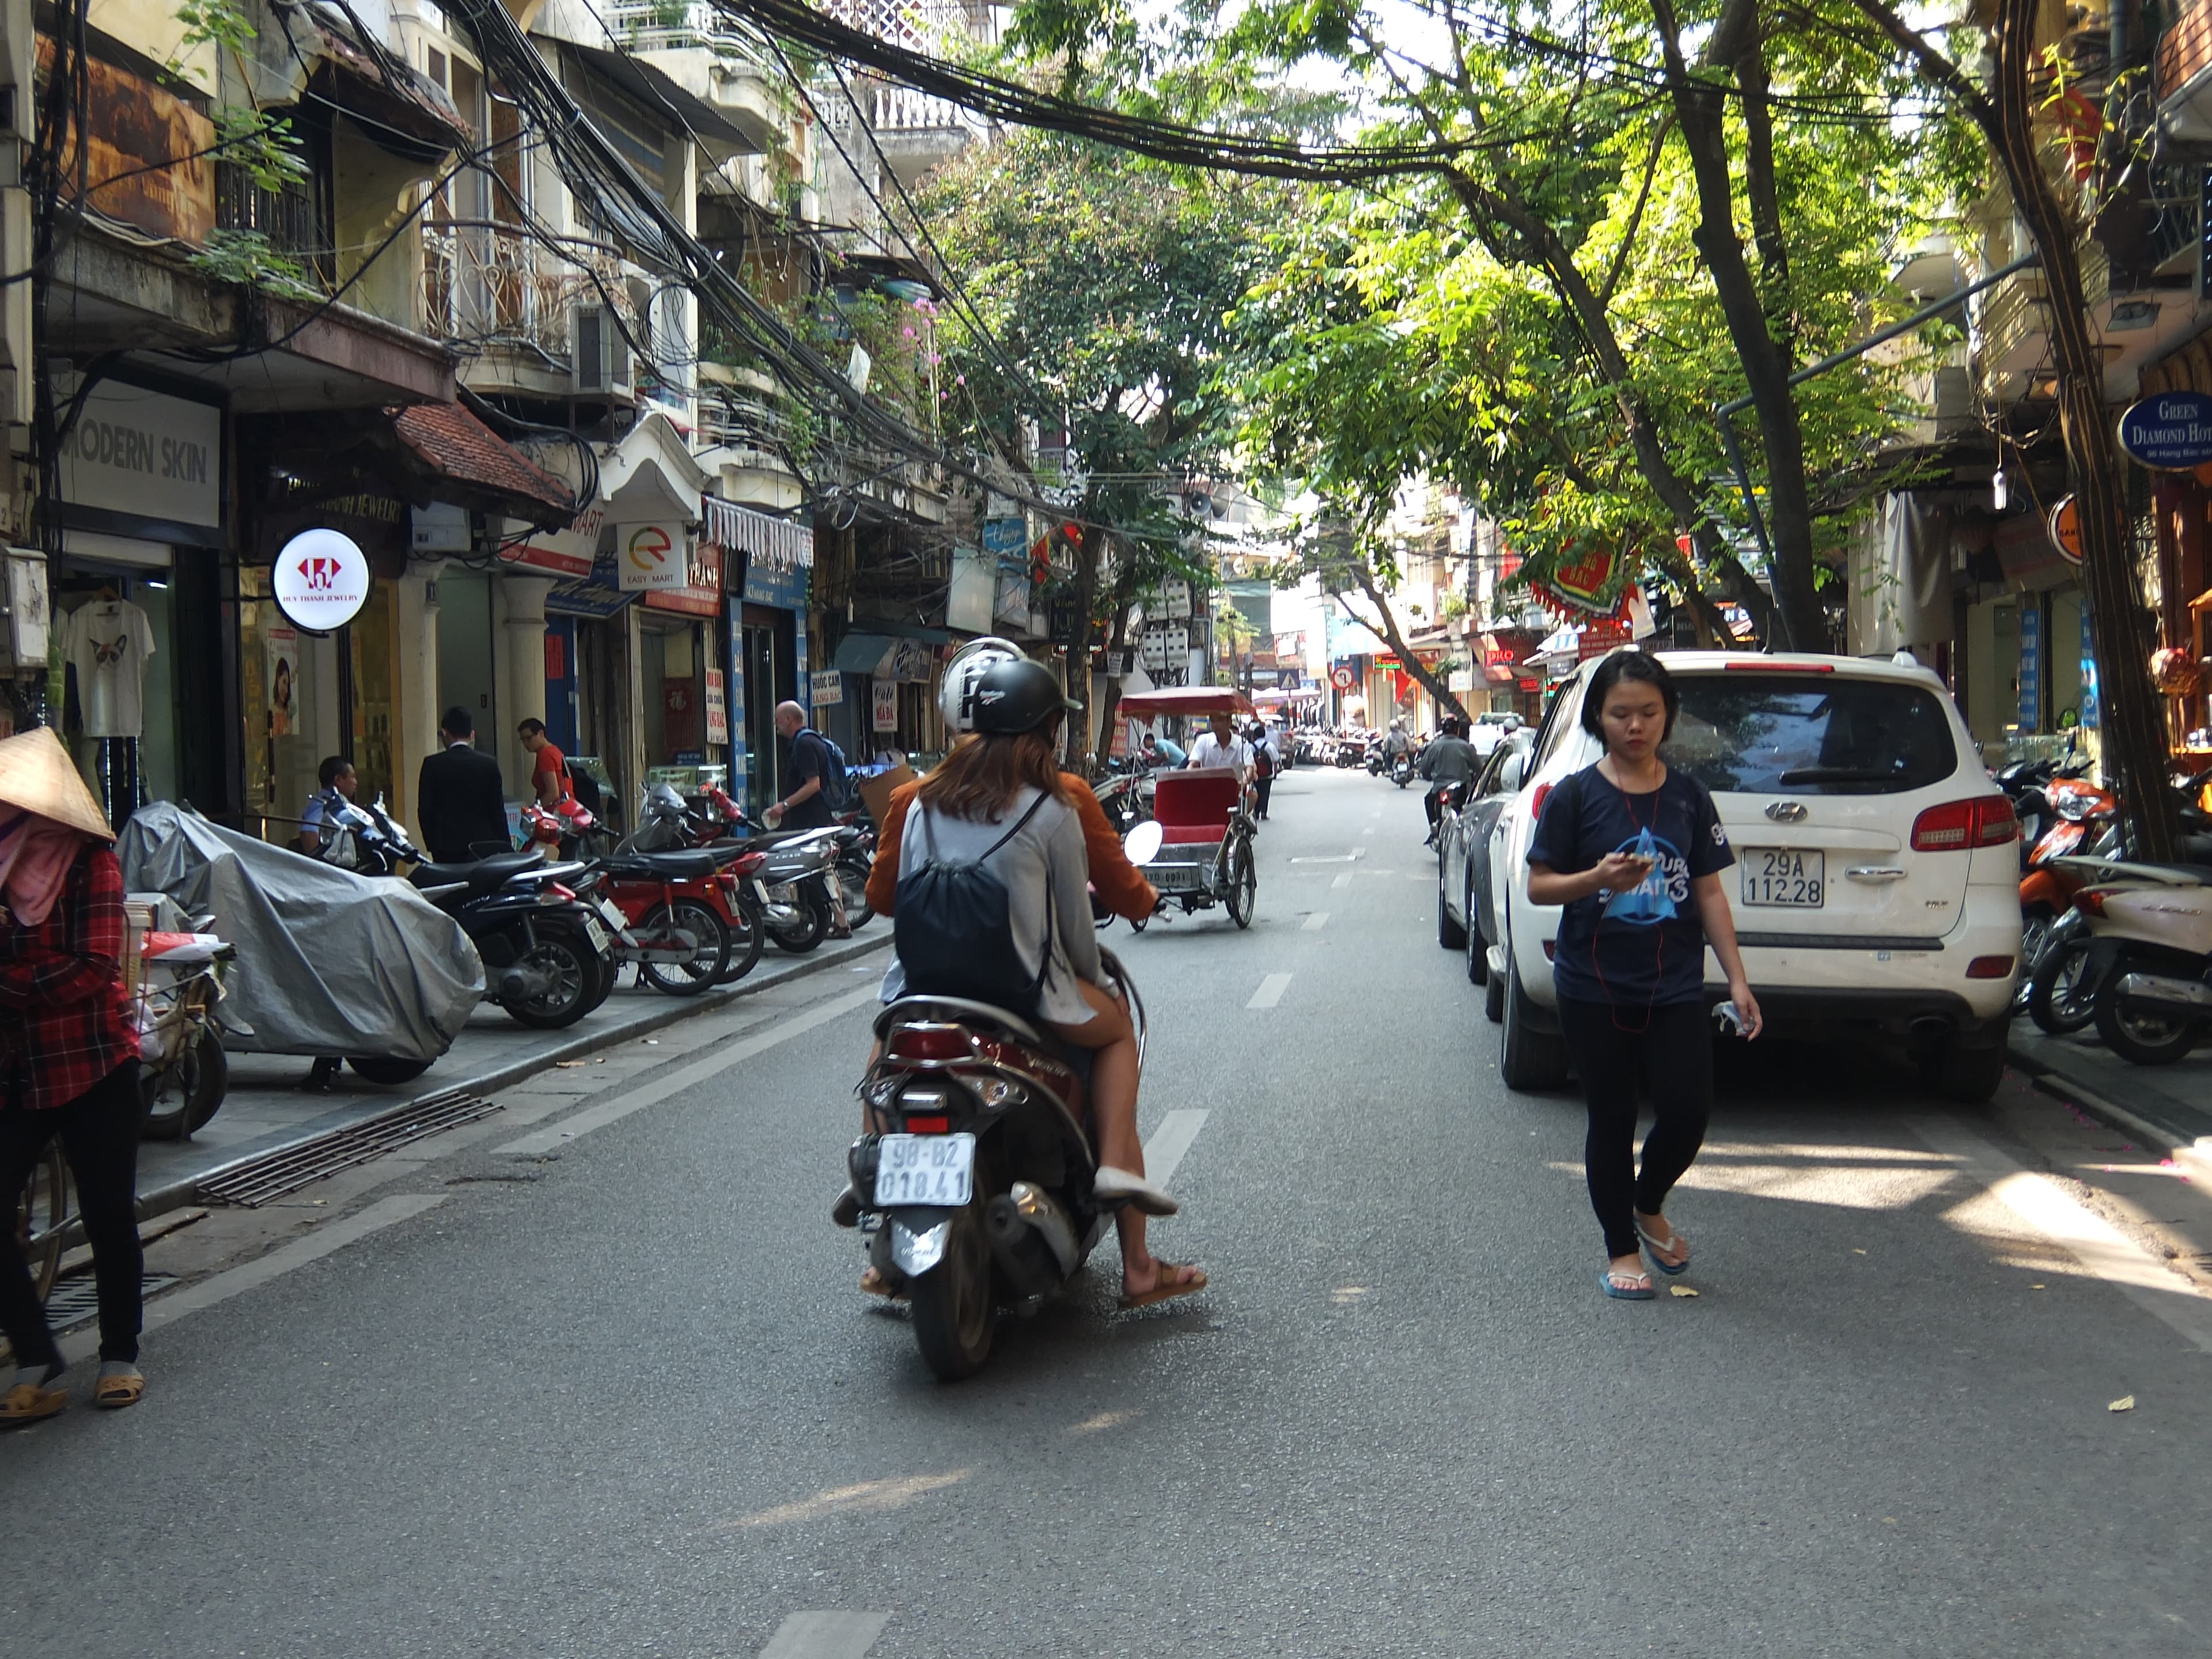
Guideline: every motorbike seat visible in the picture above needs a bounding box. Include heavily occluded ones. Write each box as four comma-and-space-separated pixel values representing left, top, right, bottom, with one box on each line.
873, 994, 1046, 1047
599, 849, 722, 882
408, 851, 543, 892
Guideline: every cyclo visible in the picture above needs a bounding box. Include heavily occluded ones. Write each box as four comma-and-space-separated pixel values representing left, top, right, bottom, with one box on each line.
1115, 686, 1259, 930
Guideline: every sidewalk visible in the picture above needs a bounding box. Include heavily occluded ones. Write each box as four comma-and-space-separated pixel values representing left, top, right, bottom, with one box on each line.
2008, 1023, 2212, 1177
135, 930, 892, 1216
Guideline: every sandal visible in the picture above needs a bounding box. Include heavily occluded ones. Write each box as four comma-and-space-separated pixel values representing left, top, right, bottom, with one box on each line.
1118, 1260, 1207, 1310
1600, 1266, 1655, 1301
0, 1378, 67, 1425
1634, 1217, 1690, 1277
1094, 1165, 1179, 1217
94, 1367, 145, 1410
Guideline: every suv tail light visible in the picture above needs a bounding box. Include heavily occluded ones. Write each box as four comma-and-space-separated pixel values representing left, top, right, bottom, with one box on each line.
1530, 782, 1554, 823
1910, 796, 2016, 851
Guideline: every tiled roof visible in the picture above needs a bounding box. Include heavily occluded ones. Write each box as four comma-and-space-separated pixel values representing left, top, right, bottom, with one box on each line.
390, 403, 576, 521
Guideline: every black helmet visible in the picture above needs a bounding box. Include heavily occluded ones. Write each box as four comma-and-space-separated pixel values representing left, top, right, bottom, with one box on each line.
971, 657, 1077, 734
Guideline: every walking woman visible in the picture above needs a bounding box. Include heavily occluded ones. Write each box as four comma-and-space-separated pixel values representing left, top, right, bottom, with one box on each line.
1525, 652, 1762, 1300
0, 728, 146, 1419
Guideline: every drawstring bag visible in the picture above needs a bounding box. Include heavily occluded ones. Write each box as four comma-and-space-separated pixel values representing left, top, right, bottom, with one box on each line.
1601, 825, 1675, 925
894, 794, 1055, 1016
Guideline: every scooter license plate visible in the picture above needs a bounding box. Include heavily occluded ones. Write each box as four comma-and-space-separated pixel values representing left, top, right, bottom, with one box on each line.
582, 915, 611, 952
873, 1133, 975, 1207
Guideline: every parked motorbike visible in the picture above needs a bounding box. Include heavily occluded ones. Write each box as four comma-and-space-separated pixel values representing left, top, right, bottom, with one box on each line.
531, 801, 762, 994
315, 793, 416, 876
135, 926, 233, 1139
409, 851, 623, 1029
843, 949, 1146, 1379
627, 782, 846, 956
2069, 865, 2212, 1063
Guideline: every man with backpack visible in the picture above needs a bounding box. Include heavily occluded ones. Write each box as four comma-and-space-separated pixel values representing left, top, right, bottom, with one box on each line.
765, 701, 845, 832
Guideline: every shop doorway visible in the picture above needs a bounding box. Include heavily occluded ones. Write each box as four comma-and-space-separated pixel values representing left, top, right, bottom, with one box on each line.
436, 569, 497, 742
741, 605, 796, 813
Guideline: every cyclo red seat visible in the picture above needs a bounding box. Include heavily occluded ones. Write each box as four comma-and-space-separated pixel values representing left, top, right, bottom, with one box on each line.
1153, 770, 1240, 846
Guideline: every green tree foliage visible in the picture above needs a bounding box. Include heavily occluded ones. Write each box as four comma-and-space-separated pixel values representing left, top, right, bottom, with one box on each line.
920, 130, 1278, 759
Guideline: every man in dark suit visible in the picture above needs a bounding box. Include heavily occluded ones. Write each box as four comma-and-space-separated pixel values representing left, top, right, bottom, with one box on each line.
415, 706, 510, 863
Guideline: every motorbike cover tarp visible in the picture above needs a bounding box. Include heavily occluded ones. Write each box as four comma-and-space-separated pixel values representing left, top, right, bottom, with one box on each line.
118, 802, 483, 1061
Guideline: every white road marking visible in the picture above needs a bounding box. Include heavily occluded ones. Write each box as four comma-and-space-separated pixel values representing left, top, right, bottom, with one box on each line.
498, 986, 882, 1156
1143, 1108, 1210, 1188
1302, 911, 1328, 931
1248, 972, 1293, 1009
60, 1194, 448, 1364
759, 1611, 890, 1659
1916, 1116, 2212, 1354
1287, 855, 1357, 864
1362, 826, 1376, 836
1330, 872, 1353, 889
1369, 808, 1381, 818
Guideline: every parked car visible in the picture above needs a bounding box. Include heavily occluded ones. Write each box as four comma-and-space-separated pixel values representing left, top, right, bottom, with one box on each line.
1437, 729, 1536, 988
1468, 710, 1524, 757
1478, 652, 2021, 1102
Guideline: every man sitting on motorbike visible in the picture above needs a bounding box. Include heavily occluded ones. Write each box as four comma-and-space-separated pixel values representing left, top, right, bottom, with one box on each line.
298, 756, 357, 856
1382, 719, 1413, 763
861, 650, 1198, 1308
1417, 717, 1482, 846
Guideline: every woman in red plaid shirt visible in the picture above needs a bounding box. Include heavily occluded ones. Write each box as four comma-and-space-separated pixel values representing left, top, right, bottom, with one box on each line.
0, 728, 146, 1423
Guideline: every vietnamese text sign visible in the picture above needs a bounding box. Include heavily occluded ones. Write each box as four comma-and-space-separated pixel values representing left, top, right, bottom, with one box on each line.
704, 668, 728, 745
810, 669, 843, 707
873, 677, 898, 732
2116, 392, 2212, 469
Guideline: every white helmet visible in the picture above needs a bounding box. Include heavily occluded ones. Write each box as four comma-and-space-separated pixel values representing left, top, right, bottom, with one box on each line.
938, 635, 1028, 735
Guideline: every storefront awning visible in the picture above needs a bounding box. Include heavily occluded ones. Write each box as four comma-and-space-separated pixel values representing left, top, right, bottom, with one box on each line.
389, 402, 577, 529
831, 633, 936, 681
705, 498, 813, 571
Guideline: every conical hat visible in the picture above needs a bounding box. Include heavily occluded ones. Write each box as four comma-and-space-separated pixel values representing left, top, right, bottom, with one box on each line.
0, 728, 113, 839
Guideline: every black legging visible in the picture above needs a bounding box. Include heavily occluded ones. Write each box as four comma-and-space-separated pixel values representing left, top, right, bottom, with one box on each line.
1253, 775, 1273, 819
1555, 997, 1711, 1260
0, 1060, 144, 1368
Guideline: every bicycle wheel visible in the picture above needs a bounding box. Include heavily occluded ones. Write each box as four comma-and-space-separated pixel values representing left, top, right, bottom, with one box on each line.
13, 1144, 70, 1304
1225, 834, 1256, 929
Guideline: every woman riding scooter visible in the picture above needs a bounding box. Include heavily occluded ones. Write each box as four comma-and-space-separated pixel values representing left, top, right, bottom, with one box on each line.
863, 652, 1203, 1309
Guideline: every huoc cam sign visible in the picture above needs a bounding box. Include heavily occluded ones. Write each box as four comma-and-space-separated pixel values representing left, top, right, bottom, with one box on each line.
2116, 392, 2212, 470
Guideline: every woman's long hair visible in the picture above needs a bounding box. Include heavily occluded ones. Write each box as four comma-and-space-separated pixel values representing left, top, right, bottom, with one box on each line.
918, 719, 1068, 823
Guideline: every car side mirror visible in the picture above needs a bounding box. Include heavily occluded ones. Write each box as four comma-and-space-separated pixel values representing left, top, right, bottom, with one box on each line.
1124, 820, 1164, 866
1497, 751, 1528, 793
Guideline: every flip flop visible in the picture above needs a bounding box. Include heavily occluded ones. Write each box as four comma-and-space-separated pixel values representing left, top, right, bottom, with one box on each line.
1635, 1218, 1690, 1277
1119, 1262, 1207, 1310
1094, 1165, 1179, 1217
1600, 1267, 1654, 1300
94, 1369, 145, 1410
0, 1380, 67, 1425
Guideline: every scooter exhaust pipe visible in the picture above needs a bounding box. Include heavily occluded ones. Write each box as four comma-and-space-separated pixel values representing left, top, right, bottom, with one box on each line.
985, 1181, 1080, 1291
2115, 972, 2212, 1015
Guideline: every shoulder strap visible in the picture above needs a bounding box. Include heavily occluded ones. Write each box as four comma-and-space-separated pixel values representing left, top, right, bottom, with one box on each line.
980, 788, 1052, 861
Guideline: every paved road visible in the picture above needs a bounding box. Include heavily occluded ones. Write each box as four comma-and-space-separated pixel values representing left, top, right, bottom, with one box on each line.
7, 767, 2212, 1657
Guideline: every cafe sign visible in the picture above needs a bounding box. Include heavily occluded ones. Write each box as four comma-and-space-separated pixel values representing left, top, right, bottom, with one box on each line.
2116, 392, 2212, 470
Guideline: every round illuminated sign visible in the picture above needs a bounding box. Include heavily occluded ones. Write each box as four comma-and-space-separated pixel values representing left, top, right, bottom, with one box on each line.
2047, 494, 2082, 566
272, 529, 370, 632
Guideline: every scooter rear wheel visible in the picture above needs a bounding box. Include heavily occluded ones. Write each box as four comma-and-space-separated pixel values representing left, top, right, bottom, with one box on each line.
140, 1029, 228, 1140
502, 930, 599, 1029
2094, 993, 2203, 1066
2027, 935, 2098, 1035
768, 887, 830, 954
638, 899, 731, 996
716, 894, 766, 983
910, 1206, 995, 1381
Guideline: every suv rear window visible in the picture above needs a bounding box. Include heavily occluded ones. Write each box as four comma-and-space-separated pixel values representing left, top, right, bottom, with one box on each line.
1667, 674, 1960, 796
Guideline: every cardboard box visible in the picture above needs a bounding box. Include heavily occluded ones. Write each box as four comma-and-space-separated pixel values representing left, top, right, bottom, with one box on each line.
858, 762, 916, 825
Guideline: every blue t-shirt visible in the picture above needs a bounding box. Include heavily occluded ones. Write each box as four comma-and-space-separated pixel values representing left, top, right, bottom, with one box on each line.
1525, 764, 1734, 1008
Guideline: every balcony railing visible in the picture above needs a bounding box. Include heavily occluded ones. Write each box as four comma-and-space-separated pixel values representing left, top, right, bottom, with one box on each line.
215, 161, 333, 291
421, 223, 635, 366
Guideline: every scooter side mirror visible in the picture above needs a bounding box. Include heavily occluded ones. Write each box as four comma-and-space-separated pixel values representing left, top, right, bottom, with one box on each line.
1124, 820, 1164, 867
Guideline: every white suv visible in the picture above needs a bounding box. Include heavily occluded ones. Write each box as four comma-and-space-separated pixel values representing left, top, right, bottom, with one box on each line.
1482, 651, 2021, 1101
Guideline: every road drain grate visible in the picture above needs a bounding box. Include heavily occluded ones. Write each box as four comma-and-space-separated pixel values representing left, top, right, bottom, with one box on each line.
46, 1272, 179, 1328
199, 1089, 503, 1207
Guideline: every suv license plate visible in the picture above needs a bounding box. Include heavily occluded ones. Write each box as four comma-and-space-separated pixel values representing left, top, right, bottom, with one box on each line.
1741, 849, 1824, 907
874, 1132, 975, 1207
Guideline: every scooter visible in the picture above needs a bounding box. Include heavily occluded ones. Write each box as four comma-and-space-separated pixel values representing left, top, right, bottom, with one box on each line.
409, 851, 625, 1029
135, 924, 233, 1139
840, 949, 1145, 1380
529, 802, 764, 994
1392, 753, 1415, 789
2069, 865, 2212, 1063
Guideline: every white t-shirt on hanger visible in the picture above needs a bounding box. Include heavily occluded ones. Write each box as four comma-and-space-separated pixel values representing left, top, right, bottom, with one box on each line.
65, 597, 156, 738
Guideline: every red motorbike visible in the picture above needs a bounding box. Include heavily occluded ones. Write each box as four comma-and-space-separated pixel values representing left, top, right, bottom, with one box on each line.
523, 804, 767, 993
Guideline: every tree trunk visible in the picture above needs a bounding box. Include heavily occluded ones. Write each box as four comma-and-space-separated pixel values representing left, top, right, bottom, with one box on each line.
1345, 563, 1469, 722
1988, 0, 2176, 859
1652, 0, 1825, 652
1064, 505, 1106, 775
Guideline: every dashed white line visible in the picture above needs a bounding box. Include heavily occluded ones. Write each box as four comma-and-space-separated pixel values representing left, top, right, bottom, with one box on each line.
1143, 1108, 1210, 1188
1302, 911, 1328, 931
1330, 872, 1353, 889
759, 1612, 890, 1659
1362, 826, 1376, 836
1248, 972, 1293, 1009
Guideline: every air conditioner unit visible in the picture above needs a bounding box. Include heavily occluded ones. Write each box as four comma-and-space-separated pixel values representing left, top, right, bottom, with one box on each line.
570, 304, 633, 398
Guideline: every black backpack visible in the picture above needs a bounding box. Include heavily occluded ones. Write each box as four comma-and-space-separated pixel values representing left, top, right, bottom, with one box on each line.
800, 728, 854, 813
893, 793, 1055, 1016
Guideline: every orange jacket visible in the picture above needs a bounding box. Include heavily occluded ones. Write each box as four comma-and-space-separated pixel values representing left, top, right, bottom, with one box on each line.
865, 775, 1159, 922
